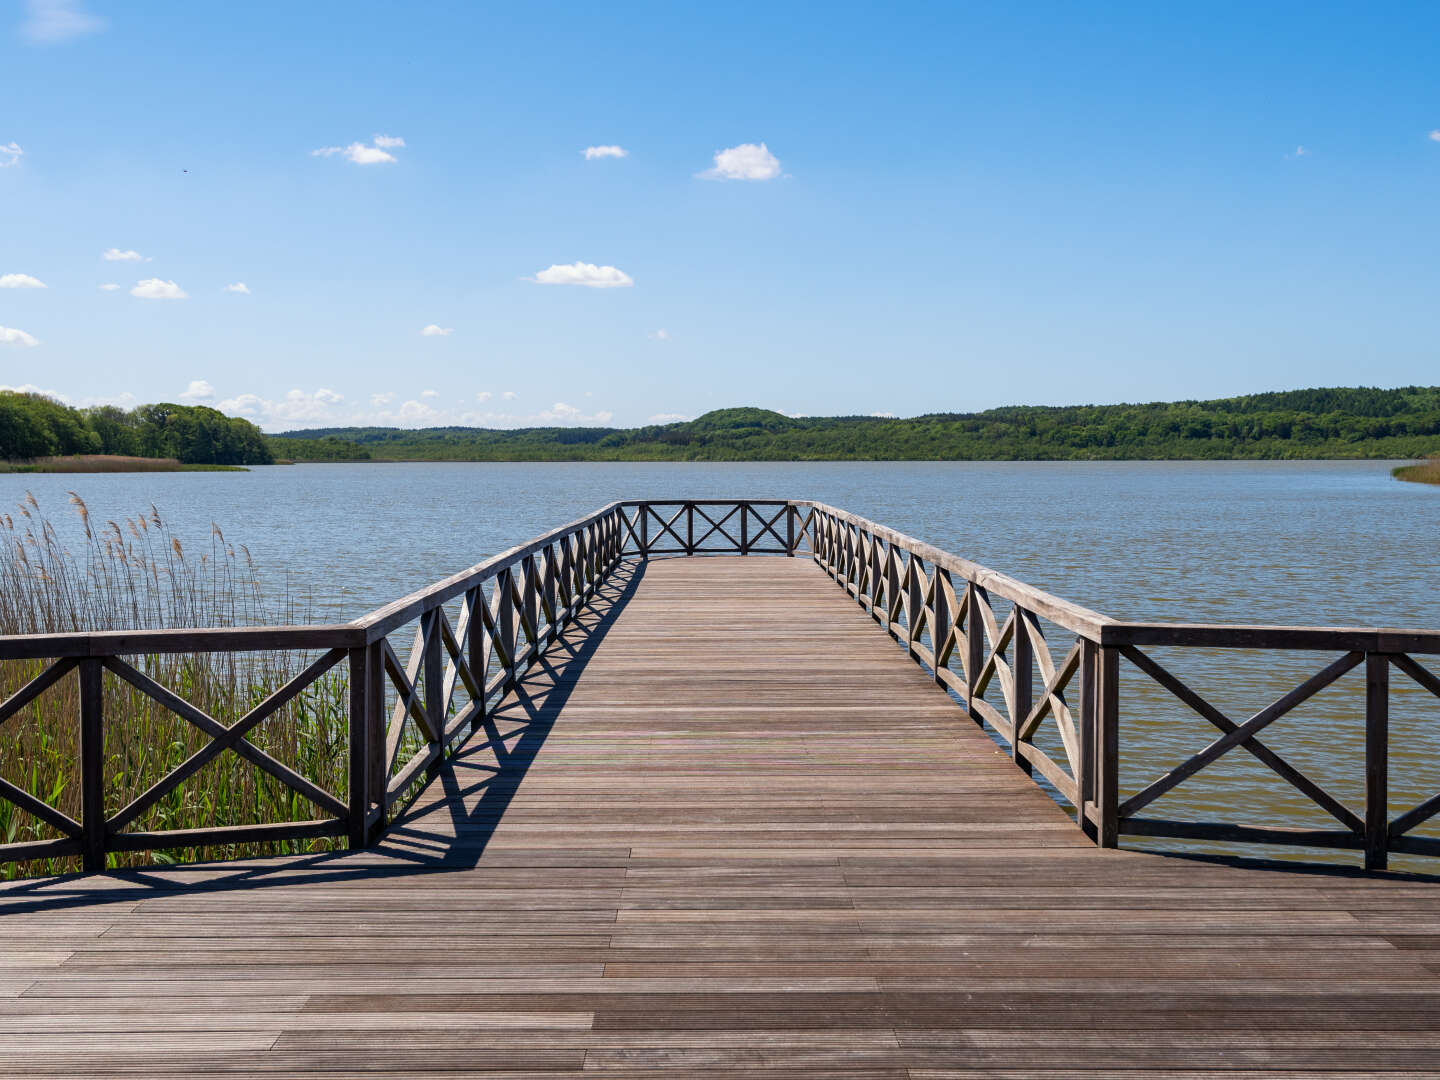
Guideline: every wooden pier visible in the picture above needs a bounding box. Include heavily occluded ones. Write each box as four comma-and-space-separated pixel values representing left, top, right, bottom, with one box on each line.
3, 501, 1440, 1075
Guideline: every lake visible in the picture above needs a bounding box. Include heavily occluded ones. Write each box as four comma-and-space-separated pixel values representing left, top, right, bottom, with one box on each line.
3, 460, 1438, 865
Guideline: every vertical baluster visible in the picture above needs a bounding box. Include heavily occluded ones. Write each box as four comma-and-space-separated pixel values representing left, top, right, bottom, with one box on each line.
1012, 609, 1034, 775
740, 504, 749, 555
1077, 637, 1097, 839
366, 639, 386, 822
347, 647, 369, 848
932, 569, 952, 689
686, 503, 694, 555
1095, 645, 1120, 848
786, 503, 795, 556
467, 587, 489, 731
1365, 652, 1390, 871
966, 582, 985, 725
423, 608, 445, 776
79, 658, 105, 873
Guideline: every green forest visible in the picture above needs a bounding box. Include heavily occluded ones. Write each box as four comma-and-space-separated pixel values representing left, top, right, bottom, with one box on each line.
8, 386, 1440, 466
277, 386, 1440, 462
0, 391, 273, 465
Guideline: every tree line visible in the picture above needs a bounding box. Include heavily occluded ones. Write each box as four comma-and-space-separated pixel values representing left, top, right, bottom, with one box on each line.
278, 386, 1440, 462
0, 391, 273, 465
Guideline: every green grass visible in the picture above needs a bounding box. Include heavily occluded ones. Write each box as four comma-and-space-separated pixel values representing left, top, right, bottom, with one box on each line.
0, 493, 347, 878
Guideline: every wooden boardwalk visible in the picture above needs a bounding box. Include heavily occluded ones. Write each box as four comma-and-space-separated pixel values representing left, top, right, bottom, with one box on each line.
4, 555, 1440, 1077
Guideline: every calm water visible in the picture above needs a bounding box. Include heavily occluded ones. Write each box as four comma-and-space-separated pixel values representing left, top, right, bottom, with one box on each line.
4, 461, 1438, 865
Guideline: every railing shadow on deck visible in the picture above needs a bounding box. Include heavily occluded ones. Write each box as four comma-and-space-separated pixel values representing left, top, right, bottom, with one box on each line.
0, 560, 646, 916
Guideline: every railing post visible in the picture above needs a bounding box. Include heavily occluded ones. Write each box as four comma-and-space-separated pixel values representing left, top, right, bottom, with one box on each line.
965, 582, 984, 725
740, 504, 749, 555
932, 569, 952, 690
1012, 609, 1033, 775
786, 504, 795, 556
79, 658, 105, 873
1095, 645, 1120, 848
423, 607, 445, 777
1077, 638, 1097, 839
1365, 652, 1390, 871
366, 639, 386, 827
686, 503, 694, 556
639, 503, 649, 556
347, 647, 371, 849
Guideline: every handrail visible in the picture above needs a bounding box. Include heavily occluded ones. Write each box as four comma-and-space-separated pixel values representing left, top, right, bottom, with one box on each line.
2, 496, 1438, 876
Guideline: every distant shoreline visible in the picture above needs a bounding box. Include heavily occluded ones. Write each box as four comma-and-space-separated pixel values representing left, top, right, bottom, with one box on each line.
0, 455, 249, 474
1393, 458, 1440, 486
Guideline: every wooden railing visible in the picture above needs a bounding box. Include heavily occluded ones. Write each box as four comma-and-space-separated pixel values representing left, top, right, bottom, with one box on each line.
0, 502, 628, 872
2, 497, 1438, 873
801, 500, 1440, 870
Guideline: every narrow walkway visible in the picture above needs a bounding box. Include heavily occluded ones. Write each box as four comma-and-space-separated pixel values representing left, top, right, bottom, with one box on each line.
3, 557, 1440, 1077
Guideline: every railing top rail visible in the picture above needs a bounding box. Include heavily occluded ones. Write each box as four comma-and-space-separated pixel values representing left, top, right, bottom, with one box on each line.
352, 500, 626, 640
0, 624, 363, 661
795, 500, 1115, 639
1101, 621, 1440, 653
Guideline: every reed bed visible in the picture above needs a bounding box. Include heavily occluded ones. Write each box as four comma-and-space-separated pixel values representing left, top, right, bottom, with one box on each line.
1, 493, 349, 878
1393, 455, 1440, 486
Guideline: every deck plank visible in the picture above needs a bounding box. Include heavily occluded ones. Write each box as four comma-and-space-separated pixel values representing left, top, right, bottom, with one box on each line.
3, 555, 1440, 1075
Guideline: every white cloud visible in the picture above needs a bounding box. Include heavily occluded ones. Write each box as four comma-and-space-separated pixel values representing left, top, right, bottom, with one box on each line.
583, 145, 628, 159
21, 0, 104, 44
312, 136, 401, 165
178, 379, 214, 402
98, 283, 120, 291
223, 282, 251, 294
648, 412, 690, 424
529, 261, 634, 288
420, 389, 440, 399
869, 411, 897, 418
370, 392, 394, 407
419, 324, 453, 336
0, 273, 46, 289
475, 391, 492, 403
502, 391, 519, 400
0, 326, 41, 347
217, 388, 344, 426
0, 142, 22, 168
130, 278, 187, 300
103, 248, 146, 262
648, 328, 670, 341
1429, 130, 1440, 143
700, 141, 782, 181
1289, 145, 1309, 158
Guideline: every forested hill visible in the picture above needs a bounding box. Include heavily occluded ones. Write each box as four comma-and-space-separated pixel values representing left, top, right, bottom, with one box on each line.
275, 386, 1440, 462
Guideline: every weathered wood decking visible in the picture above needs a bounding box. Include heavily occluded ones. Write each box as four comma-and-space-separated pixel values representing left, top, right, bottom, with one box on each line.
4, 555, 1440, 1077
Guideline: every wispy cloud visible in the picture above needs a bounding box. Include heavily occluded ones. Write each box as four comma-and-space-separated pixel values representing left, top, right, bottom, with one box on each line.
648, 328, 670, 341
699, 142, 782, 181
529, 262, 634, 288
223, 282, 251, 294
130, 278, 187, 300
583, 145, 628, 160
217, 388, 345, 426
0, 142, 22, 168
419, 324, 453, 336
0, 273, 46, 289
21, 0, 104, 44
502, 391, 519, 400
1288, 145, 1309, 158
98, 283, 120, 291
0, 326, 41, 347
178, 379, 214, 402
103, 248, 147, 262
1429, 130, 1440, 143
648, 412, 690, 424
312, 136, 402, 165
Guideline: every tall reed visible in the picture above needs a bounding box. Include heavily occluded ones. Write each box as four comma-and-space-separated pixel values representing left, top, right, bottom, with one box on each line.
1, 493, 349, 878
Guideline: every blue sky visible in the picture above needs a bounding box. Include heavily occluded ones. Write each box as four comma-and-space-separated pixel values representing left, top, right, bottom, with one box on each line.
3, 1, 1439, 431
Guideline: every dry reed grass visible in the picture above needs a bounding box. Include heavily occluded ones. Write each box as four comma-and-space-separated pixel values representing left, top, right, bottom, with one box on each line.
1393, 455, 1440, 486
1, 492, 348, 878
